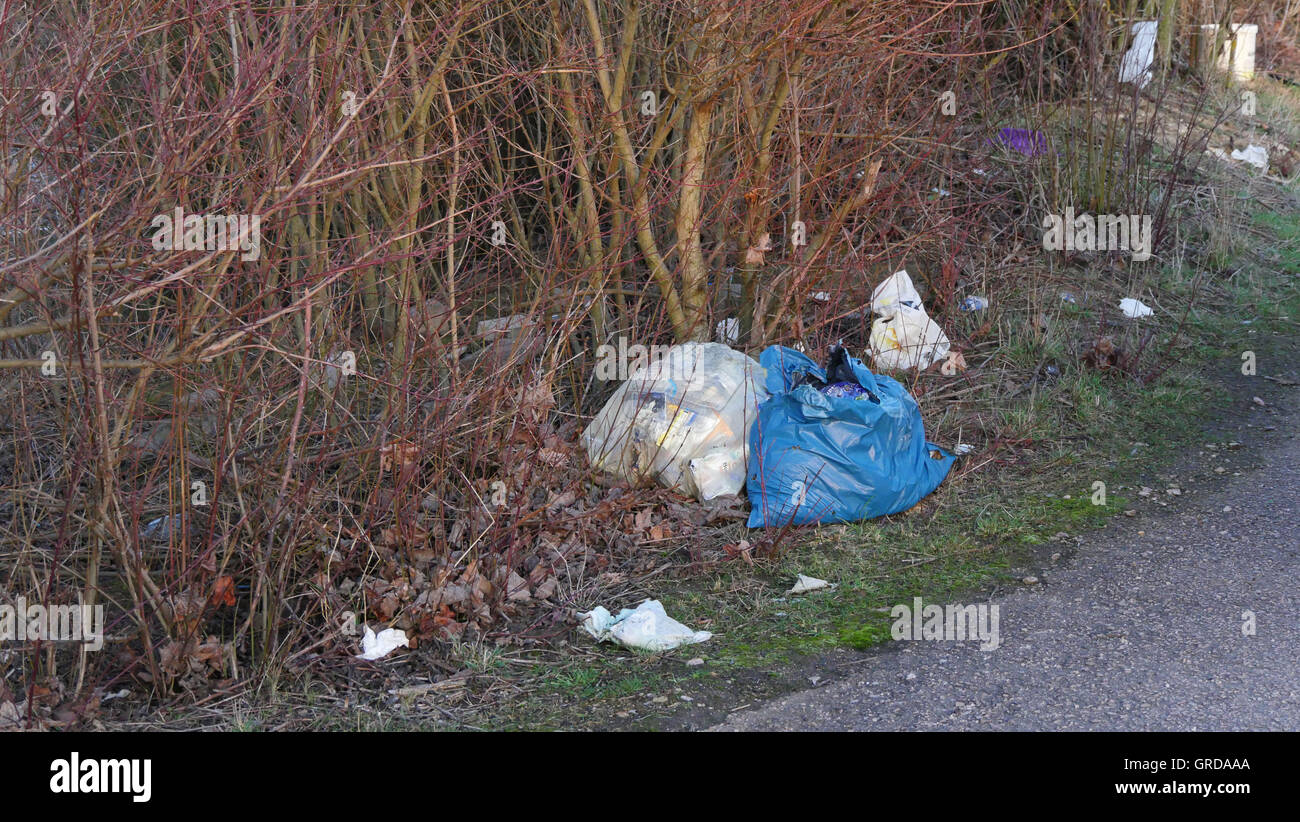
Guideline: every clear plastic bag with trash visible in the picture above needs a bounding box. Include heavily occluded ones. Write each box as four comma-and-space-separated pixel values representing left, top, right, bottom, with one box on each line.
581, 342, 768, 500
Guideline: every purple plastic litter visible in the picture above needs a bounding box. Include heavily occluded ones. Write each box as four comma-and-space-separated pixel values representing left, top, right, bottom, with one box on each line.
990, 127, 1049, 157
820, 381, 873, 401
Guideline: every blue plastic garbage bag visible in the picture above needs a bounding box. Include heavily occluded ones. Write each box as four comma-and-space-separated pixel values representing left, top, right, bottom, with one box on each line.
746, 346, 955, 527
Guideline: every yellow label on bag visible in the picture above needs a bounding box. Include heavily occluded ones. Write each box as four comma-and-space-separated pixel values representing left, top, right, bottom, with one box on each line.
656, 403, 725, 449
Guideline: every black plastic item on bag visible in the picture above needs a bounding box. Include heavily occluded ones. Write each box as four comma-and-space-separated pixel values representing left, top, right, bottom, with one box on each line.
789, 345, 881, 403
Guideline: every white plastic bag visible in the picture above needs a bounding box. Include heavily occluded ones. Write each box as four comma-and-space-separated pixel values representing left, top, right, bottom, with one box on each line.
1230, 144, 1268, 171
870, 268, 924, 314
1119, 21, 1158, 87
356, 626, 409, 660
579, 599, 712, 652
1119, 297, 1153, 318
581, 342, 767, 500
868, 270, 951, 372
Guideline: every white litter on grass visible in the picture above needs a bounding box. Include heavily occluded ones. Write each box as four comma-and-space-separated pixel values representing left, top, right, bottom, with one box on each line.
868, 270, 951, 372
580, 599, 712, 652
1118, 21, 1158, 87
954, 443, 977, 455
716, 317, 740, 344
1119, 298, 1153, 318
787, 575, 833, 594
1208, 144, 1270, 172
1230, 144, 1269, 171
356, 626, 410, 661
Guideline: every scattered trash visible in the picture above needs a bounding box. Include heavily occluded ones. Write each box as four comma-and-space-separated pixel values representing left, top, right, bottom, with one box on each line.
745, 232, 773, 265
788, 575, 832, 594
930, 187, 951, 197
579, 599, 712, 652
868, 270, 951, 371
1209, 143, 1270, 172
1195, 23, 1257, 82
357, 626, 409, 661
1059, 291, 1077, 304
140, 514, 185, 542
716, 317, 739, 344
320, 350, 355, 391
1118, 20, 1158, 87
746, 345, 955, 527
1230, 144, 1269, 171
1119, 297, 1153, 318
959, 296, 988, 312
954, 443, 976, 455
991, 127, 1050, 157
820, 381, 874, 400
582, 342, 767, 500
940, 350, 968, 376
870, 267, 924, 313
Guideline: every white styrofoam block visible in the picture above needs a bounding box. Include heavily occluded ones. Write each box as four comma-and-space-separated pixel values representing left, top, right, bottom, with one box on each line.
1196, 23, 1257, 81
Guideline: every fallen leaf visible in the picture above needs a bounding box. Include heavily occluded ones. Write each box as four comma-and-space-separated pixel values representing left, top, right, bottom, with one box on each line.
210, 576, 236, 608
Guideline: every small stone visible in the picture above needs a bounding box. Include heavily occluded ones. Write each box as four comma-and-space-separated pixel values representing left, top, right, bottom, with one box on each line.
1139, 487, 1153, 497
1215, 467, 1226, 474
679, 695, 693, 702
1124, 509, 1136, 517
905, 672, 917, 681
1051, 552, 1061, 562
1222, 506, 1232, 513
651, 695, 668, 704
1166, 487, 1181, 496
685, 657, 704, 667
1022, 576, 1039, 585
1253, 396, 1266, 407
616, 711, 630, 718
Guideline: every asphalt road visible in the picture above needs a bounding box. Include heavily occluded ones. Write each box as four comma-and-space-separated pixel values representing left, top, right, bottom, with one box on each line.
715, 409, 1300, 731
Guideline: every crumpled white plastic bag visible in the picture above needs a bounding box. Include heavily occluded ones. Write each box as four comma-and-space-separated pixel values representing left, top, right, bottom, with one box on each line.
870, 268, 924, 314
356, 626, 410, 660
1119, 297, 1154, 318
1119, 21, 1159, 87
788, 575, 832, 594
1230, 144, 1269, 171
579, 599, 712, 652
868, 270, 951, 372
